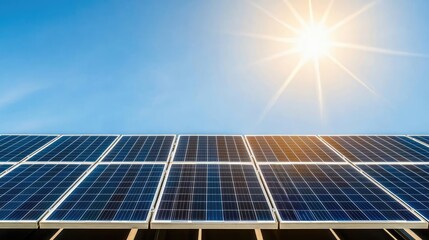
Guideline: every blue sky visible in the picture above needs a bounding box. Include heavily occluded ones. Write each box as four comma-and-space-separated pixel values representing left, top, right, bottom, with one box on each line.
0, 0, 428, 134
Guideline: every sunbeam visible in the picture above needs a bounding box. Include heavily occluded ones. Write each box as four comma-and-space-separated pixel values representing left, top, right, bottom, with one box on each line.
327, 54, 378, 97
259, 58, 306, 122
230, 32, 298, 44
249, 1, 299, 33
283, 0, 307, 27
332, 42, 429, 58
251, 48, 299, 66
320, 0, 334, 24
328, 1, 378, 33
313, 59, 324, 118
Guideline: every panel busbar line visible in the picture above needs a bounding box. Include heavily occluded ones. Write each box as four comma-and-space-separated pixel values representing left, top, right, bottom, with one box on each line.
152, 164, 277, 229
358, 164, 429, 222
0, 135, 57, 162
41, 164, 165, 229
27, 136, 117, 162
0, 164, 89, 228
246, 136, 345, 163
410, 136, 429, 147
0, 164, 13, 175
101, 135, 175, 163
321, 136, 429, 163
173, 136, 252, 162
258, 164, 426, 229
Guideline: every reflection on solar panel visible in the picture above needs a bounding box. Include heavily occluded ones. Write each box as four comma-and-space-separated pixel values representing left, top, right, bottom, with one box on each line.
0, 164, 88, 228
259, 164, 423, 228
153, 164, 275, 228
322, 136, 429, 163
43, 164, 164, 228
0, 135, 56, 162
28, 136, 117, 162
359, 164, 429, 221
174, 136, 251, 162
102, 136, 174, 162
411, 136, 429, 146
247, 136, 344, 162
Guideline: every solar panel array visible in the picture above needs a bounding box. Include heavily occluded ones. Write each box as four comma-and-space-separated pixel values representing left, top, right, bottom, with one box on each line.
153, 136, 276, 229
321, 136, 429, 163
0, 134, 428, 229
174, 136, 251, 162
246, 135, 426, 229
411, 136, 429, 146
0, 135, 56, 162
247, 136, 344, 162
28, 136, 117, 162
320, 135, 429, 228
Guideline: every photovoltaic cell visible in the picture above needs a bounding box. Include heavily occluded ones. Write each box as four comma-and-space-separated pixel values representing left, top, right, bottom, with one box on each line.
0, 164, 88, 221
259, 164, 420, 222
28, 136, 117, 162
411, 136, 429, 146
155, 164, 273, 222
47, 164, 164, 223
102, 136, 174, 162
174, 136, 251, 162
0, 165, 12, 174
322, 136, 429, 163
247, 136, 344, 162
0, 135, 56, 162
359, 164, 429, 221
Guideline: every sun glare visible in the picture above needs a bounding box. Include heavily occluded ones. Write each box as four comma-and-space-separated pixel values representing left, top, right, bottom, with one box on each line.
297, 24, 330, 59
238, 0, 427, 122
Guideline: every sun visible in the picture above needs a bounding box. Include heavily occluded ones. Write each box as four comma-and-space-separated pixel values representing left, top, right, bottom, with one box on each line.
236, 0, 426, 121
297, 24, 330, 59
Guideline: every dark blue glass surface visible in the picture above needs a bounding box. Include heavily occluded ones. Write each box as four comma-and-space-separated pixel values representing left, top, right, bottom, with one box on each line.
360, 164, 429, 221
259, 164, 420, 222
411, 136, 429, 146
0, 164, 12, 174
102, 136, 174, 162
155, 164, 273, 221
48, 164, 164, 221
0, 135, 56, 162
28, 136, 117, 162
174, 136, 251, 162
247, 136, 344, 162
322, 136, 429, 162
0, 164, 88, 221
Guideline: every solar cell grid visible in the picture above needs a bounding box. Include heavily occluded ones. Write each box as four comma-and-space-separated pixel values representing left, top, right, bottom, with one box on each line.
259, 164, 421, 225
0, 165, 12, 174
0, 164, 88, 224
359, 164, 429, 221
44, 164, 164, 227
102, 136, 174, 162
153, 164, 275, 228
246, 136, 344, 162
322, 136, 429, 163
173, 136, 251, 162
28, 136, 117, 162
0, 135, 56, 162
411, 136, 429, 146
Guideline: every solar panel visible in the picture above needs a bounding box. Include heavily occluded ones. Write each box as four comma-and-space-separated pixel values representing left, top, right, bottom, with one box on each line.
246, 136, 344, 163
0, 135, 56, 162
259, 164, 425, 229
27, 136, 117, 162
411, 136, 429, 146
321, 136, 429, 163
42, 164, 164, 228
0, 164, 88, 228
173, 136, 252, 162
359, 164, 429, 221
101, 136, 174, 163
152, 164, 276, 229
0, 164, 12, 174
